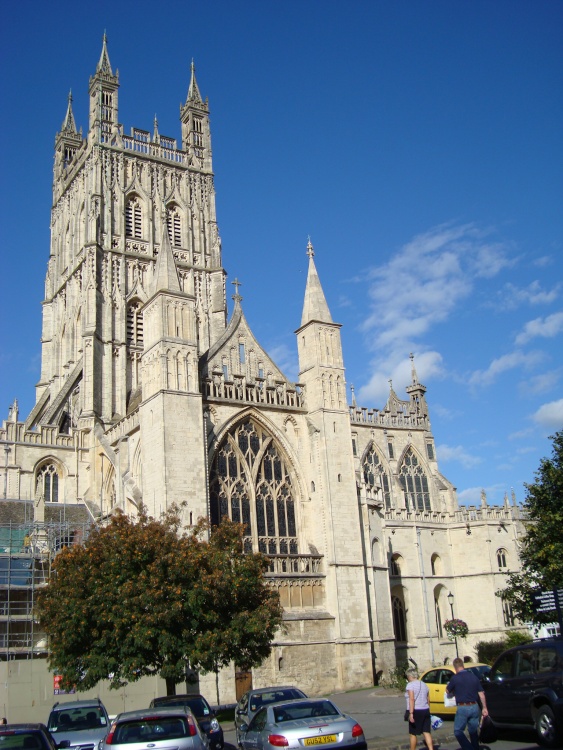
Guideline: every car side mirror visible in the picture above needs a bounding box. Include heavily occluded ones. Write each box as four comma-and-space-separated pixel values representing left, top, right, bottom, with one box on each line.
58, 742, 71, 749
239, 723, 248, 733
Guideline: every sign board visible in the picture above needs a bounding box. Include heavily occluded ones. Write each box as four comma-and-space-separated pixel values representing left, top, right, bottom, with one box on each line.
532, 589, 563, 614
54, 675, 75, 695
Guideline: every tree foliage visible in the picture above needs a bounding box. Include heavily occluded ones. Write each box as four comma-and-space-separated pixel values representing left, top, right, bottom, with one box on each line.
36, 507, 282, 694
499, 430, 563, 623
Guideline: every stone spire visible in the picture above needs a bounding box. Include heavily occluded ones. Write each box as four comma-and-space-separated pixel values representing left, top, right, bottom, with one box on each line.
152, 216, 180, 295
153, 114, 160, 144
300, 239, 333, 327
97, 32, 113, 76
61, 91, 78, 133
186, 60, 203, 104
410, 352, 419, 385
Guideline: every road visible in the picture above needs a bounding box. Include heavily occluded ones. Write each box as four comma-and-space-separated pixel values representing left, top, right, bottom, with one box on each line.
222, 688, 547, 750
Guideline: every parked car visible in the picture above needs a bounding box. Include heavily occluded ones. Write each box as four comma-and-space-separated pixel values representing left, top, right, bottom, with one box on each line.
0, 723, 58, 750
101, 707, 208, 750
149, 695, 223, 749
235, 687, 307, 746
47, 699, 110, 750
238, 697, 366, 750
483, 637, 563, 748
420, 663, 491, 715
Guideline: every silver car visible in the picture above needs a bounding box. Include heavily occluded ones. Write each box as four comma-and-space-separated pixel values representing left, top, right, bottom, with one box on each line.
235, 687, 307, 746
238, 698, 366, 750
100, 707, 208, 750
47, 699, 110, 750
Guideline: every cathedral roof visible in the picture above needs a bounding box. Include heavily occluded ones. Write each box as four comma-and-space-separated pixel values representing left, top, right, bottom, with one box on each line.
300, 239, 333, 327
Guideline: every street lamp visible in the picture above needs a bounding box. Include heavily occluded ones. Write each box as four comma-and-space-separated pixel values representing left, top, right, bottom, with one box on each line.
447, 591, 459, 658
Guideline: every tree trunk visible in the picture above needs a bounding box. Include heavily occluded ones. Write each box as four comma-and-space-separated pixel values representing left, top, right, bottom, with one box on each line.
215, 667, 220, 707
166, 677, 177, 696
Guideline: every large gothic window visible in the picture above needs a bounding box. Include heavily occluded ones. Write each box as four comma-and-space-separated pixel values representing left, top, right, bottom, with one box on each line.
36, 463, 60, 503
210, 419, 298, 556
125, 197, 142, 238
399, 448, 431, 511
362, 444, 392, 508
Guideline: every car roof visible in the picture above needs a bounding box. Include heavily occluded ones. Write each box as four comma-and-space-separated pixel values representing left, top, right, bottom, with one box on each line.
52, 700, 105, 710
423, 663, 489, 672
247, 686, 303, 695
1, 725, 49, 730
114, 707, 194, 721
153, 694, 208, 702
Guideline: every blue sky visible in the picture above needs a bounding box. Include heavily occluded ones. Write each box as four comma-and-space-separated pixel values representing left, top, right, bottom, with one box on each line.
1, 1, 562, 505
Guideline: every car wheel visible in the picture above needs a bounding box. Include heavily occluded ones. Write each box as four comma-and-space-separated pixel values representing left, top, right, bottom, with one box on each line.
535, 705, 561, 748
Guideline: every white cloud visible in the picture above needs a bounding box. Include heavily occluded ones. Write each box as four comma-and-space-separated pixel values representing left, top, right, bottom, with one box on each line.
495, 280, 560, 310
519, 369, 561, 395
357, 350, 443, 406
268, 342, 299, 382
436, 443, 482, 468
515, 311, 563, 346
457, 483, 508, 506
532, 398, 563, 431
468, 349, 545, 388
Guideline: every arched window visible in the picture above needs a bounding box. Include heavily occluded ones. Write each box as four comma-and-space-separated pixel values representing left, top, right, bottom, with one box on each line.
390, 553, 403, 576
392, 595, 407, 642
125, 196, 142, 238
435, 596, 444, 638
127, 301, 144, 348
209, 418, 298, 555
502, 596, 516, 627
431, 553, 442, 576
399, 448, 431, 511
167, 206, 182, 246
371, 538, 380, 565
497, 548, 508, 570
362, 444, 392, 508
36, 463, 60, 503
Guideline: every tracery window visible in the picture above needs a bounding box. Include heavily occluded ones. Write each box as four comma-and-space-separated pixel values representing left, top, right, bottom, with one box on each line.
209, 419, 298, 555
362, 444, 391, 508
125, 196, 142, 238
36, 463, 60, 503
167, 206, 182, 246
127, 301, 144, 348
399, 448, 431, 511
392, 595, 407, 642
497, 548, 508, 570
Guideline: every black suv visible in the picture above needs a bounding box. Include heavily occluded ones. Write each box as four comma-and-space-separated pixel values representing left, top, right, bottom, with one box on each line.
149, 694, 223, 750
483, 637, 563, 748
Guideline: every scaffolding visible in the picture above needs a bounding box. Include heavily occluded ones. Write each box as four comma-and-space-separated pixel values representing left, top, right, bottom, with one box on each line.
0, 521, 93, 659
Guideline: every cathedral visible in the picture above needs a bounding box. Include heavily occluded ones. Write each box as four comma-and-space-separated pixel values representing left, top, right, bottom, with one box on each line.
0, 38, 525, 704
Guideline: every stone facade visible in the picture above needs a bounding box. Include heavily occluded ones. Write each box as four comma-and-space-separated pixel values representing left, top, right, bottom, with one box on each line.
0, 38, 525, 701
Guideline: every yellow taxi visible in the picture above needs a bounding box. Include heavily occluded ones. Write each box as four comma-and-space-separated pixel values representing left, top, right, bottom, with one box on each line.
420, 663, 491, 715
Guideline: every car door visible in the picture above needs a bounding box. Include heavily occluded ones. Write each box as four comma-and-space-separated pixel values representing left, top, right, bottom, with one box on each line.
236, 693, 250, 736
485, 650, 515, 723
508, 647, 538, 722
240, 708, 268, 750
421, 669, 446, 713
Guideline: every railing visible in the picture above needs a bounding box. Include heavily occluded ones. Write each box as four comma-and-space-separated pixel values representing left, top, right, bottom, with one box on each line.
203, 377, 305, 410
264, 554, 323, 576
383, 506, 523, 524
349, 406, 429, 429
122, 135, 185, 164
105, 411, 140, 445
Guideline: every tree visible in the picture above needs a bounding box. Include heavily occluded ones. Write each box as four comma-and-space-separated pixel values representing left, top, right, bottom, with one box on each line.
36, 507, 282, 696
499, 430, 563, 624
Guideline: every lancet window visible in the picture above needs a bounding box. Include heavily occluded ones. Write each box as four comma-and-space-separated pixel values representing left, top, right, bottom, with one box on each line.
398, 448, 431, 511
362, 444, 391, 508
125, 197, 142, 238
167, 206, 182, 246
210, 418, 298, 556
36, 463, 60, 503
392, 594, 407, 642
127, 301, 144, 349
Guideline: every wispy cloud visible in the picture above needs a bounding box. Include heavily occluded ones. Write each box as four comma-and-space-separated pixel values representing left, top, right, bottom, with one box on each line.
519, 369, 561, 395
358, 350, 443, 405
515, 311, 563, 346
494, 280, 560, 311
532, 398, 563, 431
436, 443, 482, 468
268, 342, 298, 382
468, 349, 545, 388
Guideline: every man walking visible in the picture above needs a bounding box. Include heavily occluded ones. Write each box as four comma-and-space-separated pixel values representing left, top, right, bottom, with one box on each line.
446, 657, 488, 750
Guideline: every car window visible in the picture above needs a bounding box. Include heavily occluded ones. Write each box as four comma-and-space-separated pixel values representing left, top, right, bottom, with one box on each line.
0, 731, 47, 750
514, 649, 536, 677
114, 718, 189, 743
491, 652, 514, 681
536, 647, 558, 673
247, 709, 267, 733
49, 707, 107, 732
238, 695, 248, 712
421, 670, 441, 684
273, 701, 339, 722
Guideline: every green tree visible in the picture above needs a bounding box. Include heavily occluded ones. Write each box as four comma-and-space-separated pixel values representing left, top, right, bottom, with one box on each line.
36, 507, 282, 697
499, 430, 563, 623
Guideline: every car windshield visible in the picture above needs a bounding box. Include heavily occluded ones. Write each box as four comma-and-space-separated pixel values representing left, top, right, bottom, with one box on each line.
49, 707, 106, 732
113, 718, 190, 744
249, 689, 304, 712
272, 701, 339, 723
157, 698, 210, 716
0, 731, 46, 750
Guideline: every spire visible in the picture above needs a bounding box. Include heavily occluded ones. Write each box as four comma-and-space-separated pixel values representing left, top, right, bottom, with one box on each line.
153, 114, 160, 144
97, 32, 113, 76
410, 352, 419, 385
61, 90, 78, 134
350, 384, 357, 408
152, 215, 181, 295
300, 238, 333, 326
186, 59, 203, 103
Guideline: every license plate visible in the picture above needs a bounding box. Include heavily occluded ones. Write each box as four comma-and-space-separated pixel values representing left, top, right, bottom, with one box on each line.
303, 736, 337, 746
